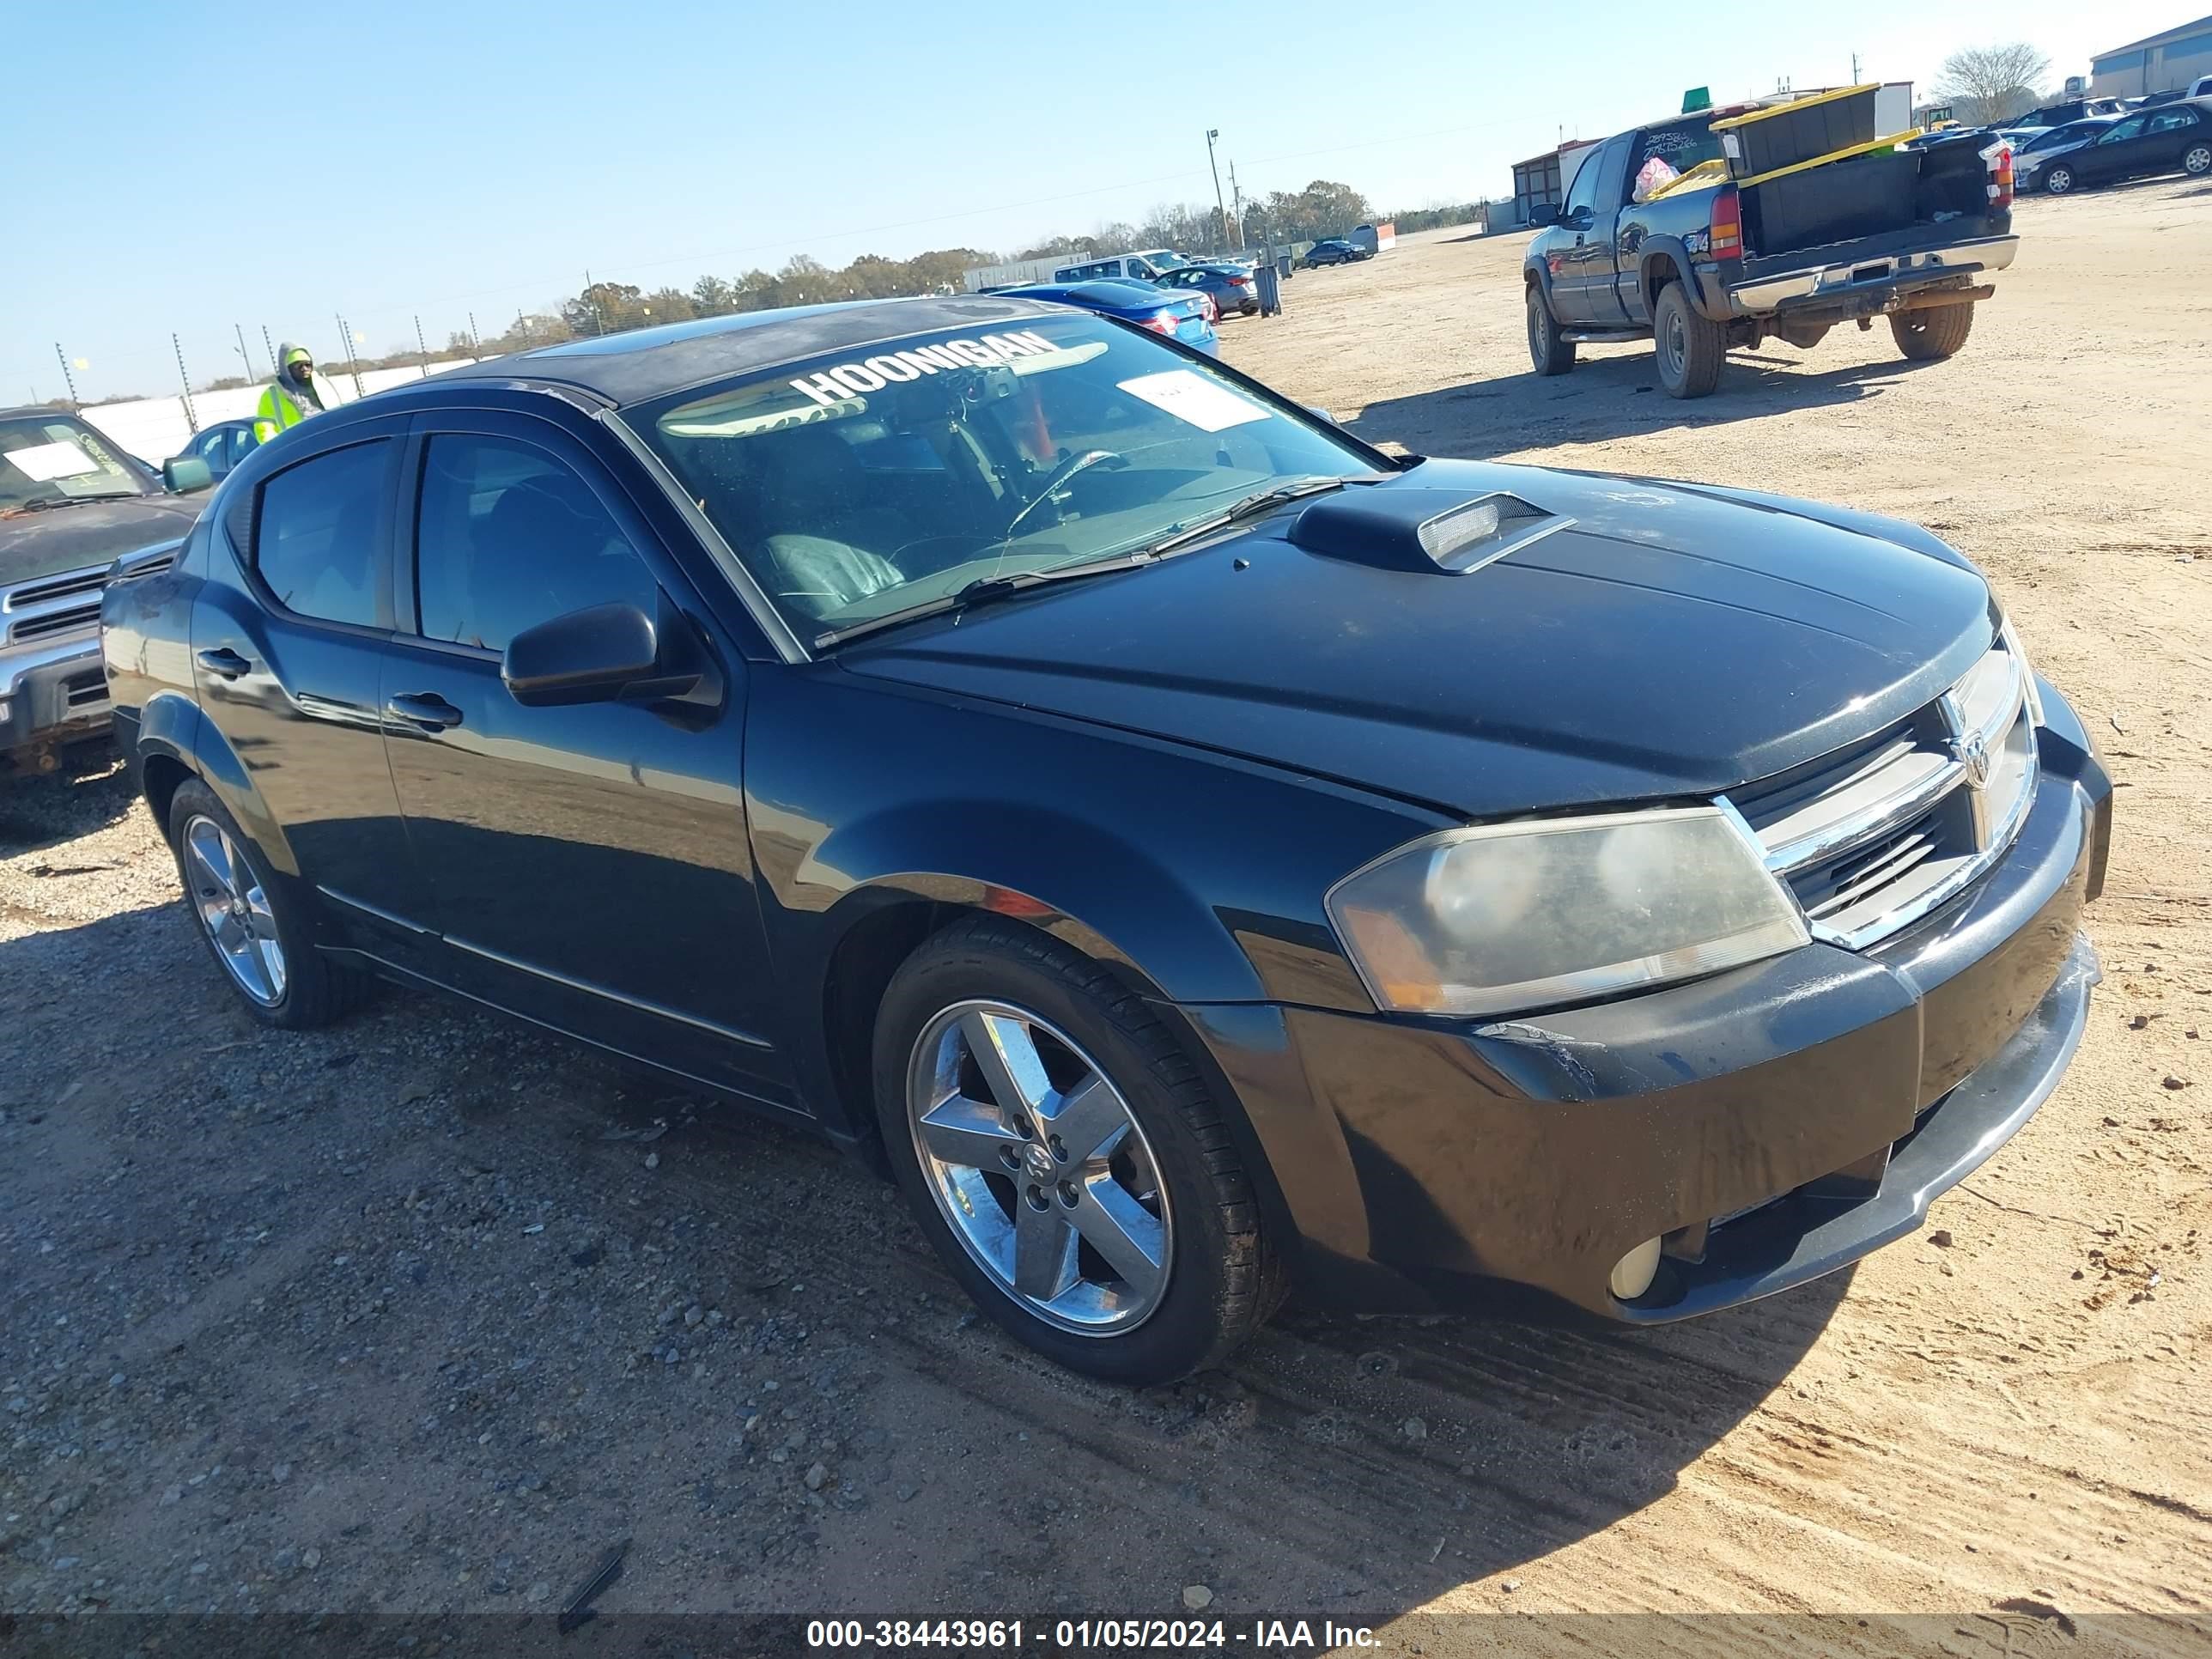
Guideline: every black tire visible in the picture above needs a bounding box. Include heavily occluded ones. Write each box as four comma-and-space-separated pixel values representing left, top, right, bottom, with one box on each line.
872, 916, 1282, 1383
1526, 283, 1576, 376
1653, 280, 1724, 398
2184, 142, 2212, 178
1889, 302, 1975, 362
2043, 163, 2075, 195
166, 778, 372, 1030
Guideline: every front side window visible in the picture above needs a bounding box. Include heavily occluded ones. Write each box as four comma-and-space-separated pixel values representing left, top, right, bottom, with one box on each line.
1561, 156, 1601, 220
255, 440, 390, 628
412, 434, 656, 653
630, 316, 1382, 641
0, 415, 148, 509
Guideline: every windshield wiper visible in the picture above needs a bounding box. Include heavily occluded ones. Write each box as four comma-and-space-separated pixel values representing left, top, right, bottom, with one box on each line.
1137, 474, 1377, 558
812, 550, 1156, 650
1, 495, 100, 515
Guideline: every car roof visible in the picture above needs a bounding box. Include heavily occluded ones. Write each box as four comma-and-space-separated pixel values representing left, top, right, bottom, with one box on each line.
434, 294, 1062, 406
0, 404, 90, 422
998, 280, 1165, 306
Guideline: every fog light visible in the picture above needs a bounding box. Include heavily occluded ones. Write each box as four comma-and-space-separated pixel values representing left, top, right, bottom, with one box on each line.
1608, 1237, 1662, 1301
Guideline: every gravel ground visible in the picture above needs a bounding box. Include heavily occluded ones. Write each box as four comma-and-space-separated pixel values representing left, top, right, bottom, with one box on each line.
3, 180, 2209, 1650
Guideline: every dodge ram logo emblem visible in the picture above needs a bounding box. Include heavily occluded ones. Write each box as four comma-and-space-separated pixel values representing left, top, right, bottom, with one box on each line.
1953, 730, 1992, 789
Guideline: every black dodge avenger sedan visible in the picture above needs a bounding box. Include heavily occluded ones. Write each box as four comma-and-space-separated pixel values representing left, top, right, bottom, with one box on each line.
101, 295, 2111, 1382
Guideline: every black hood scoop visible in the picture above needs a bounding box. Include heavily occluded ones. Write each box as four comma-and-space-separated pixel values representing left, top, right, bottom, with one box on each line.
1290, 486, 1572, 574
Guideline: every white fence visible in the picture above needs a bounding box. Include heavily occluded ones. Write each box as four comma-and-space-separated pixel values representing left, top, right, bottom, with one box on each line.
74, 358, 489, 465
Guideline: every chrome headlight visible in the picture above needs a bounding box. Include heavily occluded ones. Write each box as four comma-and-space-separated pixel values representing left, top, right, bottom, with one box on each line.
1326, 805, 1808, 1018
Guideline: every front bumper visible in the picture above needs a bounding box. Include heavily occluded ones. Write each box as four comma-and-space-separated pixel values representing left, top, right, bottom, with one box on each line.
1, 631, 111, 761
1180, 680, 2111, 1322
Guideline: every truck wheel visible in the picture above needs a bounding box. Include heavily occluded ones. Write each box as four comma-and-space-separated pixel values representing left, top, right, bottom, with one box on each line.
1527, 285, 1575, 376
2043, 163, 2075, 194
1653, 281, 1723, 398
1889, 302, 1974, 362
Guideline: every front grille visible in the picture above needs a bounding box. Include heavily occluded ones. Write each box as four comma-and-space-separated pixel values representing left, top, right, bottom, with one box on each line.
4, 567, 106, 610
9, 600, 100, 643
2, 562, 111, 647
1726, 635, 2037, 949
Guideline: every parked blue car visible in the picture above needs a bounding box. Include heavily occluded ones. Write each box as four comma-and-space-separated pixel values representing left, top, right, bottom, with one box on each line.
989, 279, 1218, 357
1152, 262, 1261, 318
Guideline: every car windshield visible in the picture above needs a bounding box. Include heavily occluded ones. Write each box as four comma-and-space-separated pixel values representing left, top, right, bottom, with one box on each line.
0, 415, 147, 510
630, 315, 1381, 641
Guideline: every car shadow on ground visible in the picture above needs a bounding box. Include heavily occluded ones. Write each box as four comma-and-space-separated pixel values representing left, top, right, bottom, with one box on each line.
1348, 349, 1946, 460
1, 895, 1850, 1620
0, 747, 133, 860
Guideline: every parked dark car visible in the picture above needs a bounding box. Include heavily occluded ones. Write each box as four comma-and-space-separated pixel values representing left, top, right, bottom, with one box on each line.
165, 417, 260, 483
2011, 115, 2124, 190
1153, 263, 1261, 317
988, 278, 1217, 356
3, 406, 209, 771
102, 297, 2111, 1382
2031, 99, 2212, 192
2013, 97, 2126, 128
1300, 239, 1366, 267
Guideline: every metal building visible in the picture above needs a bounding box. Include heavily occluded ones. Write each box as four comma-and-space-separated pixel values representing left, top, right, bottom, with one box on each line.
2090, 14, 2212, 97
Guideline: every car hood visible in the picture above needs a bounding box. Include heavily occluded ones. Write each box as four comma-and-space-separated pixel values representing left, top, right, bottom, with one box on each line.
836, 459, 1995, 819
0, 493, 204, 587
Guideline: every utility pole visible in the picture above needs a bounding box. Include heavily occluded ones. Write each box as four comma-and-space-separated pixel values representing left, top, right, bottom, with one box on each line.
1205, 129, 1229, 256
1228, 161, 1244, 251
585, 270, 605, 336
235, 322, 259, 381
468, 311, 481, 354
1850, 52, 1862, 84
52, 343, 79, 410
261, 325, 276, 374
414, 314, 430, 379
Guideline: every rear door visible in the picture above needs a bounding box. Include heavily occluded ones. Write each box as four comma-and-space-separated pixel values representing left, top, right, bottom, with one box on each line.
378, 407, 795, 1107
187, 414, 440, 965
2140, 105, 2204, 176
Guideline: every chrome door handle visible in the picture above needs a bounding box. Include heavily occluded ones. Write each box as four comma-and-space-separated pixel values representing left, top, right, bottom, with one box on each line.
195, 647, 252, 679
385, 693, 463, 731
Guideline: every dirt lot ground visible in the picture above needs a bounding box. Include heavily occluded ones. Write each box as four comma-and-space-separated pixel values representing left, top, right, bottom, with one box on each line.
5, 180, 2210, 1653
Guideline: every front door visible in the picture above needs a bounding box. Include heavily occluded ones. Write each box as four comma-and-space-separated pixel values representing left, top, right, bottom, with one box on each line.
1547, 153, 1608, 323
2079, 113, 2148, 183
378, 411, 794, 1108
188, 417, 440, 968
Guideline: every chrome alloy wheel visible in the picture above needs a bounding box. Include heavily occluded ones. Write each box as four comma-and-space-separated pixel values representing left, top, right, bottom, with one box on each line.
182, 814, 287, 1006
907, 1001, 1172, 1334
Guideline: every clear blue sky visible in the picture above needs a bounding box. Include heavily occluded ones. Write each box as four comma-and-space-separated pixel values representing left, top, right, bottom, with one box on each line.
4, 0, 2183, 400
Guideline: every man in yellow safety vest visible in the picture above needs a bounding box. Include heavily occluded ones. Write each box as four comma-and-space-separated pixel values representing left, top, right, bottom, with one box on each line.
252, 343, 341, 443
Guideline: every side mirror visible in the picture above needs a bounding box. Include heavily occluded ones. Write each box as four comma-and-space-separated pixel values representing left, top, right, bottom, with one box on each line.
162, 456, 213, 495
501, 602, 667, 707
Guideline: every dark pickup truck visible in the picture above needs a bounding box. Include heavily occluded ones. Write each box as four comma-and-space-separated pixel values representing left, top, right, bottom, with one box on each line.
1525, 108, 2016, 397
3, 407, 211, 773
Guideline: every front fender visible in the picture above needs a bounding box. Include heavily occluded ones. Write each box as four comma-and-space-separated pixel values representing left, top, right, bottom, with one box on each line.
802, 799, 1254, 1005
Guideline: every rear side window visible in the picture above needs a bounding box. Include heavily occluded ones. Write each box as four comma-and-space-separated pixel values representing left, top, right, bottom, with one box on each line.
2146, 108, 2197, 133
412, 433, 656, 653
253, 440, 391, 628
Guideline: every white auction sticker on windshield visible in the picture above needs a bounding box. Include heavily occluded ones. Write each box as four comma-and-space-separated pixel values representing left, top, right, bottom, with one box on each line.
1116, 370, 1269, 433
3, 440, 101, 483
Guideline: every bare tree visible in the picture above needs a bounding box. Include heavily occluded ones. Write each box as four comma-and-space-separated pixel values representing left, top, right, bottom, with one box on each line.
1934, 41, 2051, 125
